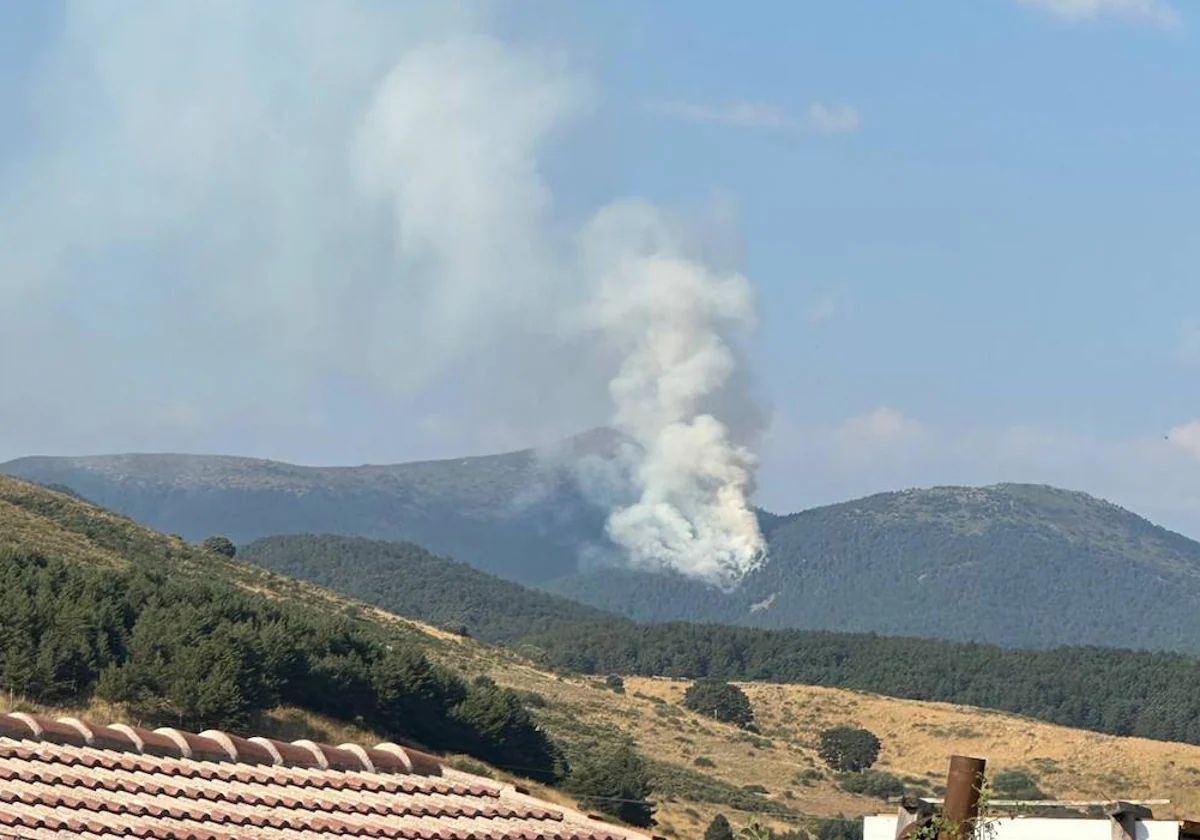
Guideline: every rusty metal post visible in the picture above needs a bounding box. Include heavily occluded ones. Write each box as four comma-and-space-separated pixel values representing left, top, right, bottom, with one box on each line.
938, 755, 986, 840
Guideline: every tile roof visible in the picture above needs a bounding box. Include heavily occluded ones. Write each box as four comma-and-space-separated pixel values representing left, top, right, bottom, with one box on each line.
0, 712, 649, 840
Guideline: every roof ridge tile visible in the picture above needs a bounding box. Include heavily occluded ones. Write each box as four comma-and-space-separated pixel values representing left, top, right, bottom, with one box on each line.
0, 712, 449, 777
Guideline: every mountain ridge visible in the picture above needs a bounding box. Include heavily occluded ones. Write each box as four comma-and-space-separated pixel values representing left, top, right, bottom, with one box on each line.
1, 434, 617, 583
8, 439, 1200, 651
547, 479, 1200, 650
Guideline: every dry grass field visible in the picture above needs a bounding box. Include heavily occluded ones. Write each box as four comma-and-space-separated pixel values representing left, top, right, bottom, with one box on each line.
442, 645, 1200, 837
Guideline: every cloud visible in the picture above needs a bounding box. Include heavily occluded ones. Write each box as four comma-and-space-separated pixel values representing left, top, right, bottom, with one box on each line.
807, 104, 861, 134
1167, 420, 1200, 459
1177, 320, 1200, 364
806, 293, 839, 325
837, 407, 927, 449
1016, 0, 1182, 28
649, 100, 859, 134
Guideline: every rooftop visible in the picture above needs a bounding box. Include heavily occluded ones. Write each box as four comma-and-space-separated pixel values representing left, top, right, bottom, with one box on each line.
0, 712, 648, 840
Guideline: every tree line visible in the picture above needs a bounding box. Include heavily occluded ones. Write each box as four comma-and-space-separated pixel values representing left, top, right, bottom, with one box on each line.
523, 620, 1200, 746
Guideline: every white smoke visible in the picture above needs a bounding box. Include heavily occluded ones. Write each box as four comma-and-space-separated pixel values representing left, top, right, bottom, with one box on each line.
581, 203, 766, 586
0, 2, 766, 586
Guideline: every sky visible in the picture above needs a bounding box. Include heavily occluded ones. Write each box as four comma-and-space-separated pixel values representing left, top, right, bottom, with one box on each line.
2, 0, 1199, 537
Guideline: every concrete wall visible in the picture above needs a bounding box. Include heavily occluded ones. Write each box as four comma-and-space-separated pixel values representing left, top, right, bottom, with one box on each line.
863, 815, 1180, 840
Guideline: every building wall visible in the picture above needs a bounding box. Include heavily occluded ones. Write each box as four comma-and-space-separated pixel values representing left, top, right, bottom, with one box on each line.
863, 815, 1180, 840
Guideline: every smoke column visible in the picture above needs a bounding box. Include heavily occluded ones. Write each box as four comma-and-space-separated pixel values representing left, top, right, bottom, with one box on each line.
583, 203, 766, 587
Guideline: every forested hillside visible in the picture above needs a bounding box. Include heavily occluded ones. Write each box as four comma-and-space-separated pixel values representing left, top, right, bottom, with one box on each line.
0, 475, 564, 780
241, 534, 610, 643
549, 483, 1200, 652
12, 440, 1200, 651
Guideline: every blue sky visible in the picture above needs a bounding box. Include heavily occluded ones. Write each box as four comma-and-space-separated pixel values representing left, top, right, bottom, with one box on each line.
2, 0, 1199, 534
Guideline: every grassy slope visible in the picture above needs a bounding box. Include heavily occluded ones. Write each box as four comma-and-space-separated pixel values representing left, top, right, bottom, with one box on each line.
0, 474, 423, 633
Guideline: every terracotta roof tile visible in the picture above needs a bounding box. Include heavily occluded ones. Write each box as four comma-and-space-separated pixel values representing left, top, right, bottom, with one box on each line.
0, 713, 647, 840
154, 729, 235, 764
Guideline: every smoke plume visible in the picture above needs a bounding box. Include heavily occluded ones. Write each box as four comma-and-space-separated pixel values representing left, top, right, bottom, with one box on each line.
582, 203, 766, 586
0, 1, 766, 586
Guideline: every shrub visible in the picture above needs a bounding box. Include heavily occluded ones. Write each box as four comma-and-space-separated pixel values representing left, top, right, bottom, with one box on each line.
682, 679, 755, 728
605, 674, 626, 694
837, 770, 905, 799
566, 742, 654, 827
694, 756, 717, 768
794, 768, 823, 787
991, 769, 1047, 800
814, 816, 862, 840
776, 831, 811, 840
739, 818, 773, 840
645, 761, 795, 818
818, 726, 881, 773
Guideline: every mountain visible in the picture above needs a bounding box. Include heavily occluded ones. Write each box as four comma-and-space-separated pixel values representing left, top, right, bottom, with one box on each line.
548, 482, 1200, 652
10, 440, 1200, 651
0, 430, 621, 584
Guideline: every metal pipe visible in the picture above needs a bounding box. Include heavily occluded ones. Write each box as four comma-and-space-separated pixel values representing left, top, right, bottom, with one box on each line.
938, 755, 986, 840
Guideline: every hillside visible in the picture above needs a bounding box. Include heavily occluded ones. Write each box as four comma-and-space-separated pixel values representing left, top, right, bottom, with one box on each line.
464, 667, 1200, 832
240, 534, 612, 643
13, 475, 1200, 836
0, 472, 855, 834
10, 442, 1200, 651
0, 474, 569, 780
549, 483, 1200, 652
229, 533, 1200, 748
